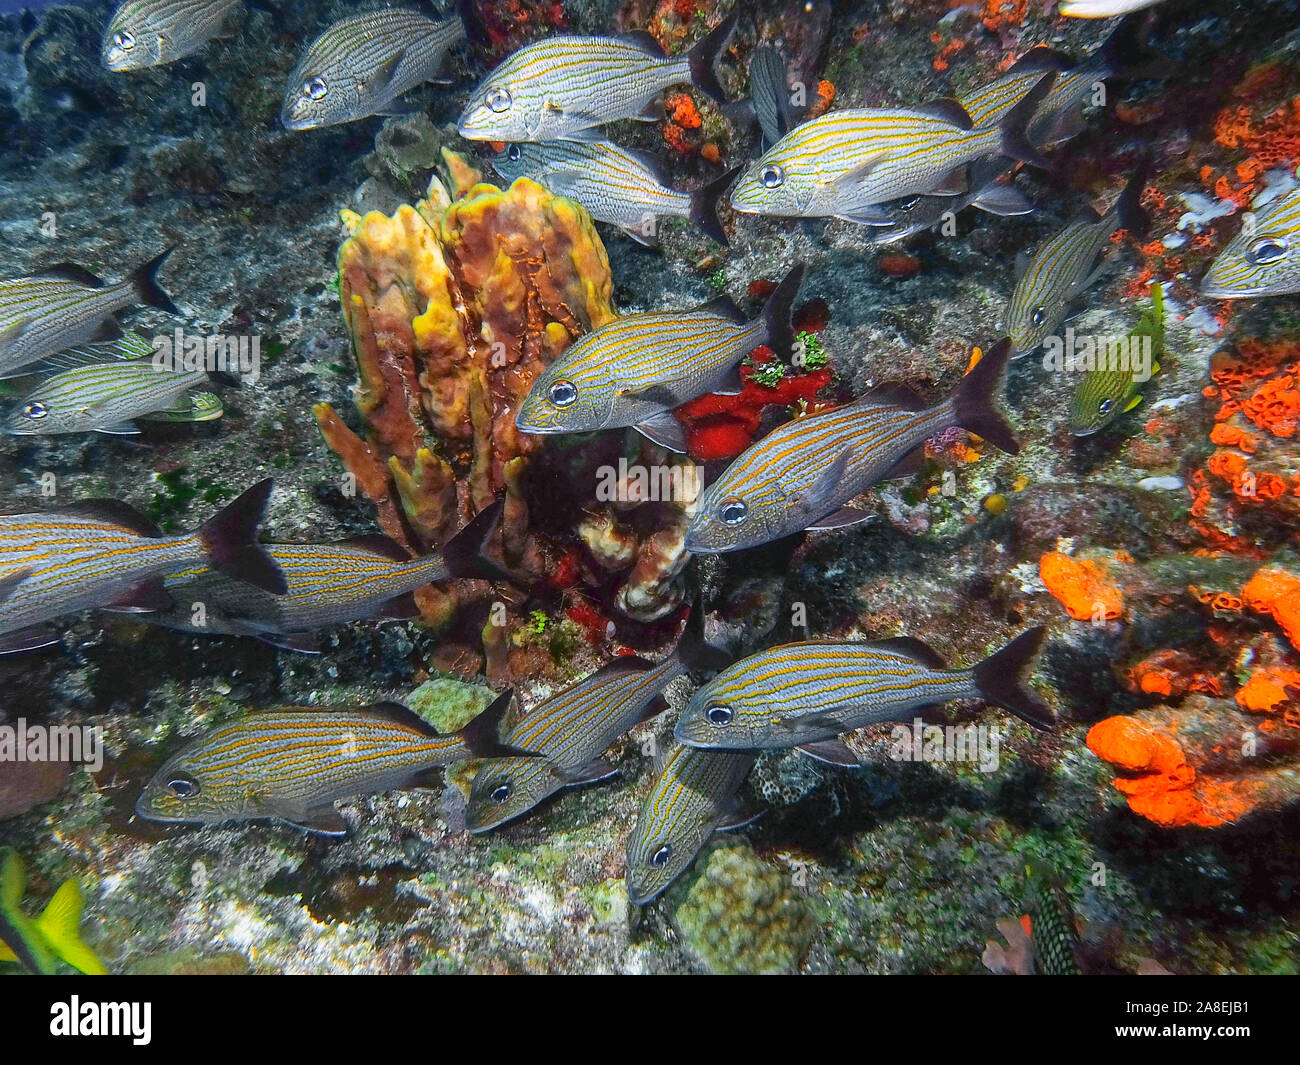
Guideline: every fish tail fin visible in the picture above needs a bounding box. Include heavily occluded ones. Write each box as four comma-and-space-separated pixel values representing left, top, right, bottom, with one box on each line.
998, 69, 1058, 169
950, 338, 1020, 455
759, 261, 806, 360
689, 165, 739, 246
687, 10, 738, 105
1099, 12, 1174, 82
670, 596, 733, 675
132, 248, 179, 315
207, 369, 239, 388
457, 688, 519, 758
453, 0, 490, 48
1112, 160, 1151, 239
35, 880, 106, 975
195, 478, 286, 595
439, 497, 520, 586
972, 626, 1054, 731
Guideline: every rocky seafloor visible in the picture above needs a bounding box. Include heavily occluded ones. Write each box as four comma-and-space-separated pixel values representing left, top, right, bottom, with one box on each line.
0, 0, 1298, 974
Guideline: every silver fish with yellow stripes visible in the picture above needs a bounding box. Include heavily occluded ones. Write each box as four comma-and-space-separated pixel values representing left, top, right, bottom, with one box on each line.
5, 333, 223, 436
102, 0, 243, 71
1069, 281, 1164, 436
729, 74, 1055, 224
625, 742, 758, 904
490, 139, 736, 246
281, 8, 467, 130
516, 265, 804, 453
0, 251, 177, 378
153, 501, 508, 653
685, 338, 1020, 553
466, 606, 730, 832
1005, 167, 1149, 355
0, 479, 283, 655
675, 628, 1053, 756
1061, 0, 1167, 16
1202, 184, 1300, 300
457, 13, 737, 142
135, 692, 521, 835
959, 18, 1159, 151
865, 159, 1033, 247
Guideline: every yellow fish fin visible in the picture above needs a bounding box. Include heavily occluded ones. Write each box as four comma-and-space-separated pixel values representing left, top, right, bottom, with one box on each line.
36, 880, 107, 975
1124, 395, 1144, 413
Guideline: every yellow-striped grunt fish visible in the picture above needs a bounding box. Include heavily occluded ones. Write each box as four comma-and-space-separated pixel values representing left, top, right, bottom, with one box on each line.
675, 627, 1053, 754
4, 333, 224, 436
1069, 282, 1164, 436
281, 8, 467, 130
1202, 184, 1300, 300
865, 159, 1033, 247
152, 501, 509, 653
490, 140, 737, 245
457, 12, 737, 142
0, 848, 106, 975
1005, 166, 1149, 355
728, 73, 1056, 224
960, 19, 1161, 151
0, 251, 177, 378
1061, 0, 1167, 17
625, 742, 758, 904
685, 338, 1020, 553
466, 606, 730, 832
135, 691, 523, 834
102, 0, 243, 71
516, 265, 804, 452
0, 478, 283, 655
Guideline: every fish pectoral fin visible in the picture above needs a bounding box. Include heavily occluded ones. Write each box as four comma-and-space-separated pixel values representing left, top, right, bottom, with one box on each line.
790, 449, 852, 528
716, 796, 764, 832
1123, 394, 1144, 413
0, 626, 60, 656
372, 99, 419, 117
560, 758, 619, 786
92, 420, 141, 436
795, 738, 860, 768
141, 391, 224, 423
0, 568, 31, 606
284, 805, 349, 836
365, 48, 407, 97
633, 411, 689, 454
834, 204, 893, 226
805, 505, 872, 531
101, 577, 172, 614
620, 381, 679, 405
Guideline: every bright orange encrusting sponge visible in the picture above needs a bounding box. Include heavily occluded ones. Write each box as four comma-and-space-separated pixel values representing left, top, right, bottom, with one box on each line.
1040, 552, 1125, 621
1243, 567, 1300, 650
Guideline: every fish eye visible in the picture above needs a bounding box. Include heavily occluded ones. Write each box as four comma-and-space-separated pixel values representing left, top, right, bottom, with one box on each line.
760, 164, 785, 189
1099, 397, 1114, 415
548, 379, 578, 407
506, 144, 522, 162
21, 401, 48, 420
650, 843, 672, 868
706, 704, 734, 727
303, 76, 328, 101
719, 499, 748, 525
487, 86, 512, 113
1031, 306, 1047, 328
1248, 236, 1289, 265
113, 30, 135, 51
490, 782, 512, 804
167, 775, 199, 799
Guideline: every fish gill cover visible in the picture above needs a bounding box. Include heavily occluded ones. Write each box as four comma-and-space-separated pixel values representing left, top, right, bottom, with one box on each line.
0, 0, 1294, 986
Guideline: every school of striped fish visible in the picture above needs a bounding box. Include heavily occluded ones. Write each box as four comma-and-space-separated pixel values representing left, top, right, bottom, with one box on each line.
1, 0, 1297, 964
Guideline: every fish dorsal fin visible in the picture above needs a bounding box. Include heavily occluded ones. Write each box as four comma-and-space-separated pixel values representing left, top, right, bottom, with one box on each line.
53, 499, 162, 538
589, 655, 655, 681
917, 98, 974, 130
863, 382, 927, 410
38, 263, 104, 288
1006, 46, 1075, 77
618, 30, 665, 56
341, 534, 414, 563
637, 692, 671, 725
360, 700, 441, 736
796, 738, 860, 767
697, 293, 747, 324
864, 635, 948, 670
